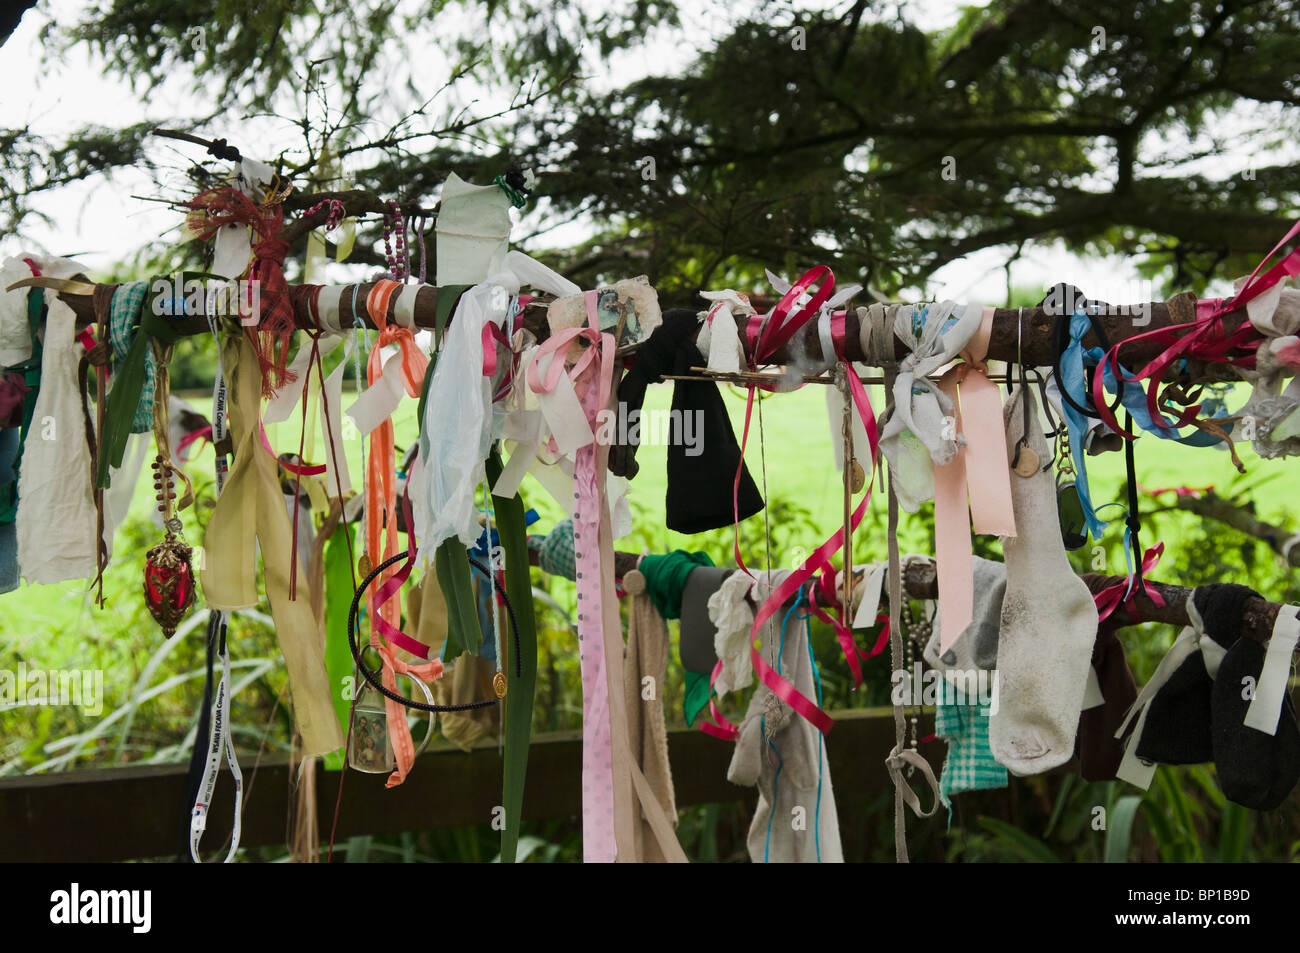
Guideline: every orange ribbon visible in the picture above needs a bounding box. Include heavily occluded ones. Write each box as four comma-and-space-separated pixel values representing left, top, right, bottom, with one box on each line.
363, 279, 431, 787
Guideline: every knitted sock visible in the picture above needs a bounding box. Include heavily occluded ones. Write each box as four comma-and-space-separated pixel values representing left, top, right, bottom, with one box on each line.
989, 387, 1098, 775
924, 555, 1004, 675
1213, 639, 1300, 810
1077, 618, 1137, 781
1211, 595, 1300, 811
1135, 584, 1257, 766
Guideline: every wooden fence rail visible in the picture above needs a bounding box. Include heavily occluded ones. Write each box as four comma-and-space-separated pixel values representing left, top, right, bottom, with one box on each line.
0, 708, 934, 862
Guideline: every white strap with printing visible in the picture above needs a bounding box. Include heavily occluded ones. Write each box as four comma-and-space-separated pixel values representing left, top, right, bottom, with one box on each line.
190, 358, 244, 862
190, 617, 244, 863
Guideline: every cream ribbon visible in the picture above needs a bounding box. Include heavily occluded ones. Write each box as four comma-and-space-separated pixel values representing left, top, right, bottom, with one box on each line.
1114, 592, 1206, 790
1244, 607, 1300, 735
885, 745, 941, 819
201, 335, 345, 757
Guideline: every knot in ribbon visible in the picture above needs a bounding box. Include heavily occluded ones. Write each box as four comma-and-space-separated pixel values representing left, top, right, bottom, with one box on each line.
885, 744, 940, 819
1092, 218, 1300, 440
188, 186, 297, 396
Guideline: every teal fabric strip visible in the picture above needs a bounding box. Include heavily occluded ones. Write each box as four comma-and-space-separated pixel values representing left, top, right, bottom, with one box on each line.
935, 697, 1007, 822
108, 280, 157, 434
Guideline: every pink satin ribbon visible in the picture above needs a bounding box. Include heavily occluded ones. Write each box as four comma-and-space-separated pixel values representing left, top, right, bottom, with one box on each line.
175, 425, 212, 463
933, 306, 1016, 651
703, 269, 881, 739
1094, 543, 1166, 623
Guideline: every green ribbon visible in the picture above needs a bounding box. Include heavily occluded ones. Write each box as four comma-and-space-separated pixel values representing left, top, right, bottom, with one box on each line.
321, 521, 357, 771
488, 448, 538, 863
435, 537, 481, 658
492, 175, 530, 210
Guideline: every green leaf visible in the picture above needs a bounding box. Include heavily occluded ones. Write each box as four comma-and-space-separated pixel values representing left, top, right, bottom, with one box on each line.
974, 817, 1062, 862
1104, 795, 1143, 863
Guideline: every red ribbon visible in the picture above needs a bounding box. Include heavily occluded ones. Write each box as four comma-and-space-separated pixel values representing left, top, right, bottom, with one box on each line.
1094, 543, 1166, 623
481, 321, 517, 402
1091, 219, 1300, 439
187, 187, 299, 397
703, 268, 879, 739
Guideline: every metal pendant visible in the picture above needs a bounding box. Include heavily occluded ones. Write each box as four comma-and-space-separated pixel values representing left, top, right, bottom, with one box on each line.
143, 533, 196, 638
849, 458, 867, 494
348, 672, 436, 774
1012, 443, 1041, 477
348, 681, 396, 775
1056, 480, 1088, 551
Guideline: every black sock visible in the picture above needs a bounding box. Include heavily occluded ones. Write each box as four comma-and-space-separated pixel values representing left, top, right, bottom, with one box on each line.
1213, 639, 1300, 810
613, 308, 764, 533
1133, 585, 1260, 767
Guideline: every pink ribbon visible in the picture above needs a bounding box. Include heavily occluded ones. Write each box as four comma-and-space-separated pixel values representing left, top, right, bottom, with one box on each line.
175, 425, 213, 463
1094, 543, 1166, 624
703, 270, 881, 738
933, 306, 1017, 651
529, 290, 620, 860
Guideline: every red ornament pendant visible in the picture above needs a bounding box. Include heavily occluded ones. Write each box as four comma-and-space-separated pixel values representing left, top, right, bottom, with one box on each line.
144, 533, 197, 638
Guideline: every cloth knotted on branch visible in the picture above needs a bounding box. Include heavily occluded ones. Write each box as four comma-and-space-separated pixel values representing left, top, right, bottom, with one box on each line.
187, 187, 297, 397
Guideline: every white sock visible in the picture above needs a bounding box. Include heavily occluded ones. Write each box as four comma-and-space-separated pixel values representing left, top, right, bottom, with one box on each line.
989, 386, 1098, 775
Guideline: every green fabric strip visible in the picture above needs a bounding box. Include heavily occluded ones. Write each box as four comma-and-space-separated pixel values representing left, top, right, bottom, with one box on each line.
433, 284, 470, 355
98, 279, 191, 487
488, 448, 538, 863
321, 521, 356, 771
640, 549, 714, 620
683, 669, 711, 727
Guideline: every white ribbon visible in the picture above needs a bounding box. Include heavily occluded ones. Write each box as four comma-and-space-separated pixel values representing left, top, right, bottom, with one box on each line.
345, 346, 408, 437
877, 301, 984, 512
697, 289, 754, 374
1115, 596, 1206, 790
1243, 607, 1300, 736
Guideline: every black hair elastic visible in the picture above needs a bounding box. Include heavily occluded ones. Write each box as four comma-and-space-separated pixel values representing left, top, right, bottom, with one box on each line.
347, 552, 522, 712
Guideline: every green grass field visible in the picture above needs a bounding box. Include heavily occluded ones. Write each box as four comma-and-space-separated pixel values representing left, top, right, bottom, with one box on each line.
2, 378, 1293, 651
2, 373, 1294, 776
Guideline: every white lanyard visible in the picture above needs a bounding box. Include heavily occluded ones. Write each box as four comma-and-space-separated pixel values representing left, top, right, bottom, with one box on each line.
190, 612, 244, 863
190, 308, 245, 861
